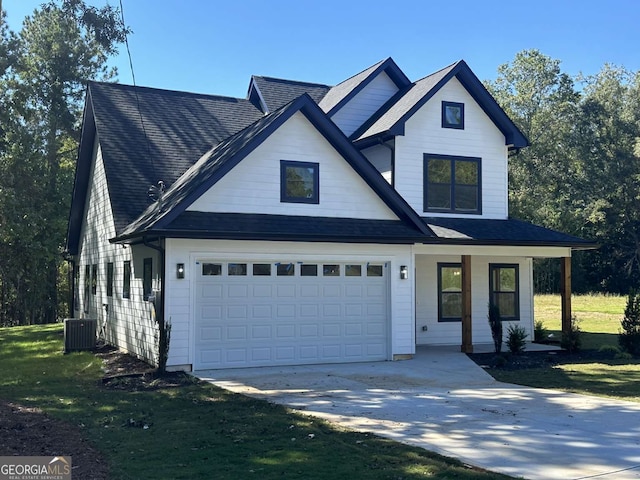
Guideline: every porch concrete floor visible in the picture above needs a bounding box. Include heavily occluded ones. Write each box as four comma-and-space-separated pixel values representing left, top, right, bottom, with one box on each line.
195, 345, 640, 480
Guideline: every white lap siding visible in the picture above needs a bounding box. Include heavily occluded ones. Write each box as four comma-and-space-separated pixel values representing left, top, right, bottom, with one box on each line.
75, 139, 160, 365
415, 255, 533, 346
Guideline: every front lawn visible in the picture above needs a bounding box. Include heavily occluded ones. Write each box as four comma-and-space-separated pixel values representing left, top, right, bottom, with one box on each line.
482, 294, 640, 402
0, 324, 514, 479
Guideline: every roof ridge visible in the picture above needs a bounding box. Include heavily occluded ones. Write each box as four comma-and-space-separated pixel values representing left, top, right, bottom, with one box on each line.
88, 80, 251, 103
411, 60, 462, 83
329, 58, 387, 88
252, 75, 331, 88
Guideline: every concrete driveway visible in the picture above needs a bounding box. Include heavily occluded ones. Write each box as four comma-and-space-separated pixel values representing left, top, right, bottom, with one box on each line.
195, 346, 640, 480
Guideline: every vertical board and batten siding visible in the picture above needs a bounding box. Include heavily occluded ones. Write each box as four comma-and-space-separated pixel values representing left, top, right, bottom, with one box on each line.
394, 77, 509, 219
329, 72, 400, 138
164, 239, 415, 368
75, 139, 160, 365
187, 111, 398, 220
414, 255, 533, 346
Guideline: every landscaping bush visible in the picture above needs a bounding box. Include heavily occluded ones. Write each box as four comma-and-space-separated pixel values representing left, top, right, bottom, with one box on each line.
598, 345, 621, 358
534, 320, 548, 343
561, 315, 582, 353
506, 325, 527, 354
619, 291, 640, 356
487, 303, 502, 354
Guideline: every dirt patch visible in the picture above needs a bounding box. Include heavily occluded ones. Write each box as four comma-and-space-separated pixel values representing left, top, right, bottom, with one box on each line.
0, 401, 110, 479
0, 345, 192, 477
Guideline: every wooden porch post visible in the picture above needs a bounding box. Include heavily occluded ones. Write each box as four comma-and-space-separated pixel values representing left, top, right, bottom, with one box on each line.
561, 256, 572, 337
461, 255, 473, 353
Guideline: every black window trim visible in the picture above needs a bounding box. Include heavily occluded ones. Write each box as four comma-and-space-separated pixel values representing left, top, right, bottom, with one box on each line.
143, 257, 152, 301
423, 153, 482, 214
123, 260, 131, 299
489, 263, 520, 321
442, 101, 465, 129
280, 160, 320, 204
437, 262, 462, 323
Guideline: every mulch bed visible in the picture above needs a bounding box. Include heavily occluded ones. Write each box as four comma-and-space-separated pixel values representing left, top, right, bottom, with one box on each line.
468, 348, 618, 370
0, 344, 177, 479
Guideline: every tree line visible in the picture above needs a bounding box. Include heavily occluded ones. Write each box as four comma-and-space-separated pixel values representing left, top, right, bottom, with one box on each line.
485, 50, 640, 294
0, 3, 638, 326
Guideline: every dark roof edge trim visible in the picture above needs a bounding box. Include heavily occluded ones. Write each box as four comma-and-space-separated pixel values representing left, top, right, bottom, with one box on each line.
327, 57, 412, 117
419, 237, 599, 250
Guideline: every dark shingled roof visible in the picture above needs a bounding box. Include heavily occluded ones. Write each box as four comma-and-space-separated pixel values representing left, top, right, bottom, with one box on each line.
423, 217, 597, 248
153, 212, 428, 243
88, 82, 265, 234
249, 76, 330, 112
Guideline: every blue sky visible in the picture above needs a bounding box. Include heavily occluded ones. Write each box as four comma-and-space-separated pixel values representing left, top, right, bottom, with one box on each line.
4, 0, 639, 97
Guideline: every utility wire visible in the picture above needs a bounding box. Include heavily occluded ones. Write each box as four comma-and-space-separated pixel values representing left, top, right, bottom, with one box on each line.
118, 0, 162, 199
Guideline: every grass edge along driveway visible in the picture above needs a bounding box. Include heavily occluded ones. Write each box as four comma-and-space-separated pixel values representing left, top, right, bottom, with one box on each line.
0, 324, 516, 480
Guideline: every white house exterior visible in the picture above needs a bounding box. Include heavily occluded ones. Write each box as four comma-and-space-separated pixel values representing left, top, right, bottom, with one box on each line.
66, 58, 594, 371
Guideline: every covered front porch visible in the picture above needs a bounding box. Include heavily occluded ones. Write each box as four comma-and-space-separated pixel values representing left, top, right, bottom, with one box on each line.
413, 244, 575, 353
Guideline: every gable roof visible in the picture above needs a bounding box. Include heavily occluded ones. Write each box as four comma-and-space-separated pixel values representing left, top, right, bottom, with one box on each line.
248, 76, 330, 113
318, 57, 412, 116
66, 82, 265, 254
113, 93, 433, 243
351, 60, 529, 150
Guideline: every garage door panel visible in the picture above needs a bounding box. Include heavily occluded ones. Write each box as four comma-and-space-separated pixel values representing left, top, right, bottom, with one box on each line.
194, 261, 388, 369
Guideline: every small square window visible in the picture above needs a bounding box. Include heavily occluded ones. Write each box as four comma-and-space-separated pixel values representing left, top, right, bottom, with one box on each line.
442, 101, 464, 129
202, 263, 222, 276
345, 265, 362, 277
277, 263, 295, 276
281, 160, 319, 204
228, 263, 247, 276
367, 265, 383, 277
323, 264, 340, 277
253, 264, 271, 276
301, 264, 318, 276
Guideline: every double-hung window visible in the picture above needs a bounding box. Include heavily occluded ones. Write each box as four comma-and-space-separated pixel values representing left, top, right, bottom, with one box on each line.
438, 263, 462, 322
424, 154, 481, 214
489, 264, 519, 321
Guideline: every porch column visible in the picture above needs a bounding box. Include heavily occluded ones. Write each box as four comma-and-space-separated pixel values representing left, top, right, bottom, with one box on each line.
561, 256, 572, 337
461, 255, 473, 353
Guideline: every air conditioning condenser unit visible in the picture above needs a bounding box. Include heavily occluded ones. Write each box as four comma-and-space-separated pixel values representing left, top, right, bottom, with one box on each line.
64, 318, 97, 353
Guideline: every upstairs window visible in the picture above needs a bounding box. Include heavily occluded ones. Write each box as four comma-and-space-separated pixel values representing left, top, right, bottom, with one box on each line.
442, 101, 464, 129
424, 154, 481, 214
280, 160, 319, 204
489, 264, 520, 321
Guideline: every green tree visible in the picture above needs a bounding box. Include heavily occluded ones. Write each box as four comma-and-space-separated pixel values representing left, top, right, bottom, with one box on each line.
573, 66, 640, 292
486, 50, 584, 292
0, 1, 128, 325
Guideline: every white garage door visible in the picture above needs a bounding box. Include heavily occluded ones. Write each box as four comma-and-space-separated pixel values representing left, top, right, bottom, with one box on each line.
194, 261, 388, 369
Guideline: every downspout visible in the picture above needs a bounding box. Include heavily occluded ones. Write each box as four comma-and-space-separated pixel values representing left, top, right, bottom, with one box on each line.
378, 138, 395, 188
143, 237, 166, 368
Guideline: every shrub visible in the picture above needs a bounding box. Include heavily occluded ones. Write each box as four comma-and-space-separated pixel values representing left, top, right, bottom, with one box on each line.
506, 324, 527, 354
619, 291, 640, 356
487, 303, 502, 354
598, 345, 620, 358
533, 320, 548, 343
561, 315, 582, 353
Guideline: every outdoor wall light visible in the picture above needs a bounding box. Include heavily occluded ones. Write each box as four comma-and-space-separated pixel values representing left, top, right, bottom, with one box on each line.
176, 263, 185, 279
400, 265, 409, 280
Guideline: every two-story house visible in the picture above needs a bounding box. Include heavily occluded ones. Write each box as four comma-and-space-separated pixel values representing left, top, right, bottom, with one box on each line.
66, 58, 594, 371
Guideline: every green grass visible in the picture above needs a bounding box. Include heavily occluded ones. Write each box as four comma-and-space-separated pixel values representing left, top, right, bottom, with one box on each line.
0, 324, 514, 480
489, 294, 640, 402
